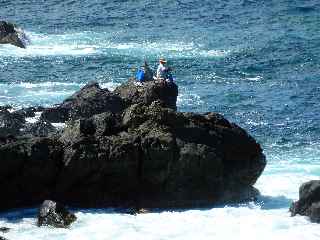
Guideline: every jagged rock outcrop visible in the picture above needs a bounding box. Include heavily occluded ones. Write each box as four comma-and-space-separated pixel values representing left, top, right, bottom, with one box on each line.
38, 200, 76, 228
290, 180, 320, 223
0, 80, 266, 210
14, 106, 44, 119
0, 108, 56, 138
24, 119, 57, 137
0, 109, 25, 137
114, 78, 178, 110
41, 79, 178, 123
41, 82, 126, 123
0, 21, 28, 48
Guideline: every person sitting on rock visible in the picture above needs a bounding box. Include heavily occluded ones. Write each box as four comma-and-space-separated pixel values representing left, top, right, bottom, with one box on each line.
155, 58, 167, 81
136, 61, 153, 83
154, 58, 174, 84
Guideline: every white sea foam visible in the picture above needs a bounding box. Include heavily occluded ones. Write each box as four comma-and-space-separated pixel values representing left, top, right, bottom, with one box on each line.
0, 31, 100, 57
1, 205, 319, 240
246, 76, 263, 82
0, 31, 230, 59
25, 112, 65, 129
107, 41, 230, 59
100, 82, 121, 91
199, 49, 231, 58
177, 93, 204, 107
256, 168, 317, 200
25, 112, 42, 124
52, 122, 66, 129
0, 81, 120, 107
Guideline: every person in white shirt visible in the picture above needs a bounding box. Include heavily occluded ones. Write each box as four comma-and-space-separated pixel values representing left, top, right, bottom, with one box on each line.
156, 58, 167, 80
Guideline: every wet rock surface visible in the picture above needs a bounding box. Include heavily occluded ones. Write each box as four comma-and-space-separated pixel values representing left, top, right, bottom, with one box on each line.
0, 109, 25, 137
0, 227, 9, 233
290, 180, 320, 223
0, 80, 266, 211
24, 119, 57, 137
0, 21, 28, 48
38, 200, 77, 228
0, 227, 9, 240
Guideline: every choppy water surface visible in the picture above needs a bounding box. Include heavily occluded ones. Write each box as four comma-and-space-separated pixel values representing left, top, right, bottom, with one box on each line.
0, 0, 320, 239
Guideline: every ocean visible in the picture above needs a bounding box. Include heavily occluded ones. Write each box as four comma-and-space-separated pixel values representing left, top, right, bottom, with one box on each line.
0, 0, 320, 239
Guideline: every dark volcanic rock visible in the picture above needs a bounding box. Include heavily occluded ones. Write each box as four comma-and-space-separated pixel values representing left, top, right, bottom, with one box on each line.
0, 137, 63, 210
14, 107, 41, 119
0, 21, 28, 48
0, 79, 266, 211
0, 109, 25, 137
41, 82, 126, 122
0, 106, 48, 138
114, 78, 178, 110
23, 119, 57, 137
0, 227, 9, 233
59, 112, 122, 144
54, 102, 264, 208
0, 227, 9, 240
0, 105, 12, 111
38, 200, 76, 228
290, 180, 320, 223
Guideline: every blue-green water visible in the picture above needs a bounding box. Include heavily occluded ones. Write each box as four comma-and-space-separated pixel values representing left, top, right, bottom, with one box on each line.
0, 0, 320, 239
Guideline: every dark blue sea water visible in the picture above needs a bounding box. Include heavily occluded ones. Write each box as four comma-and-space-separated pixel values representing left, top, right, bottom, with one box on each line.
0, 1, 320, 239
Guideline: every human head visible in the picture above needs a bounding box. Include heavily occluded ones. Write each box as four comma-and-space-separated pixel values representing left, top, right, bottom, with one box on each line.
159, 58, 167, 64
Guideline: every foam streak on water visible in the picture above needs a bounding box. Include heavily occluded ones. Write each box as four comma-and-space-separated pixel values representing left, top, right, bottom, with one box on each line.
0, 31, 229, 58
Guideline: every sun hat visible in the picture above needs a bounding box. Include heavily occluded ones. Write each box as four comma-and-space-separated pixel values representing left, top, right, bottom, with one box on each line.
159, 58, 167, 63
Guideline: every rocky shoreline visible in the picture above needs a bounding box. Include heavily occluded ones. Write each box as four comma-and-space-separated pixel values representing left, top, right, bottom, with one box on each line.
0, 78, 266, 211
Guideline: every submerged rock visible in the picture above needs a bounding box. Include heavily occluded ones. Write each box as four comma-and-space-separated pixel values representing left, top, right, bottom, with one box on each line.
125, 207, 150, 215
0, 227, 9, 240
0, 80, 266, 210
290, 180, 320, 223
0, 227, 9, 233
38, 200, 77, 228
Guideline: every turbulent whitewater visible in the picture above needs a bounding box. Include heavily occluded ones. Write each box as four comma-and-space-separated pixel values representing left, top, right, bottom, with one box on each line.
1, 0, 320, 239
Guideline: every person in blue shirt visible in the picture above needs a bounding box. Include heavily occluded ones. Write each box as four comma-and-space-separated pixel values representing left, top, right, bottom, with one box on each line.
136, 61, 153, 82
